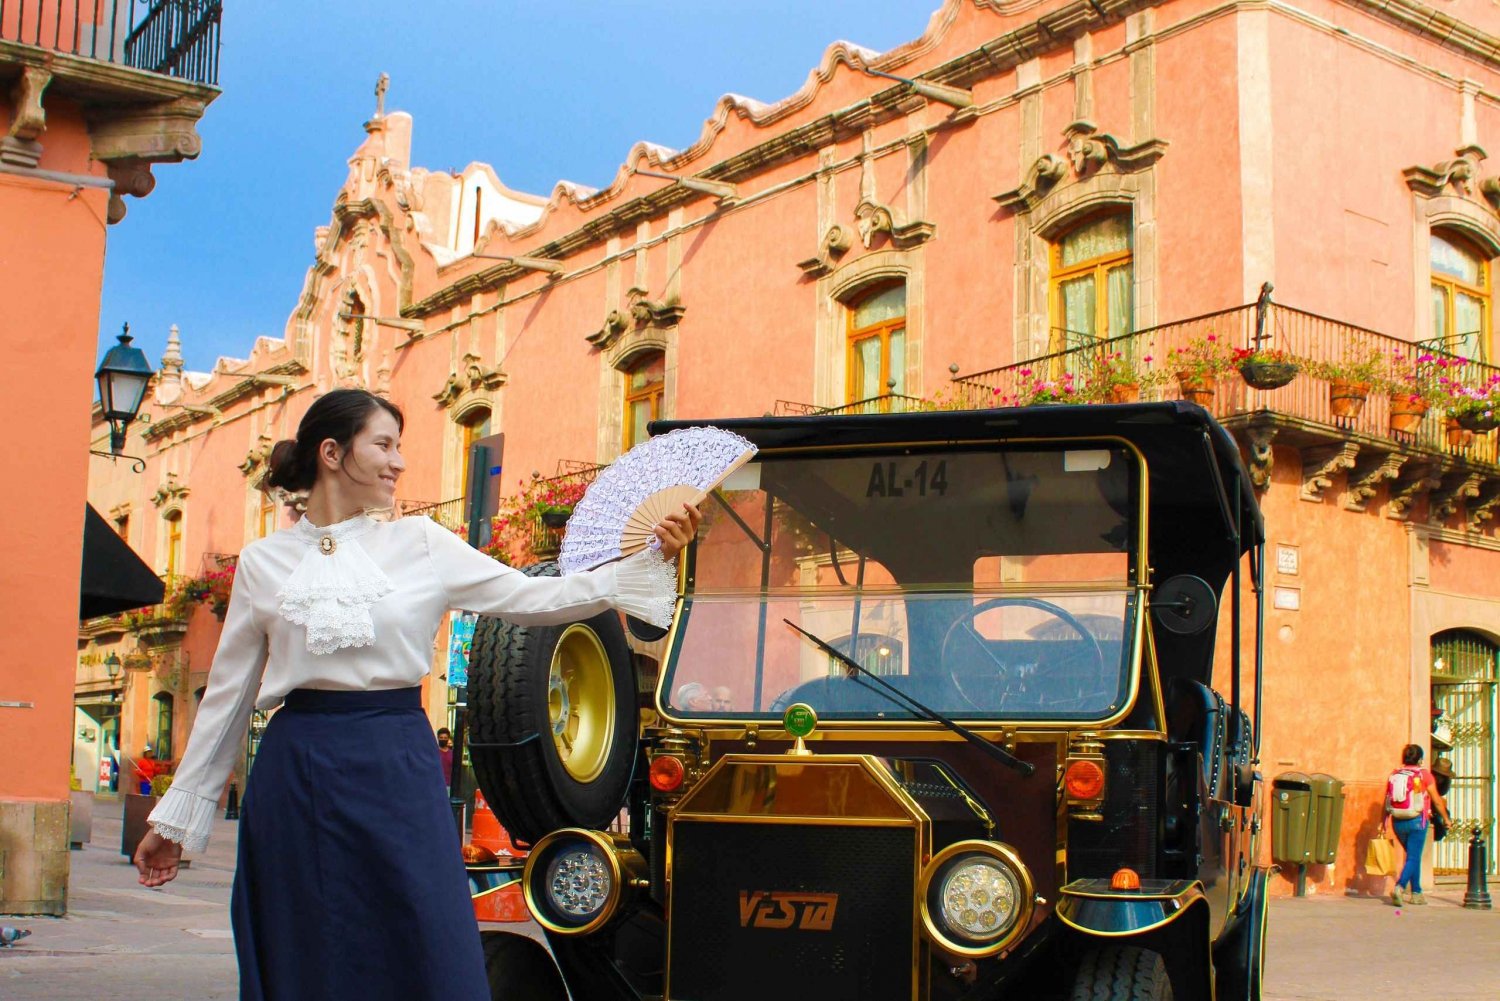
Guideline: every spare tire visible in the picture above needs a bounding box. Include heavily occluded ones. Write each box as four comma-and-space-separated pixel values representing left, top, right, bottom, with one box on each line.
468, 561, 639, 844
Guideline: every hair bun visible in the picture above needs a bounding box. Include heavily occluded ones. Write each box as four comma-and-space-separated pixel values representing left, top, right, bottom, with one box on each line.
265, 438, 314, 492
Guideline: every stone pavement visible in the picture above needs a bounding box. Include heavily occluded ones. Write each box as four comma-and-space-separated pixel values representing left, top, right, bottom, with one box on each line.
2, 795, 1497, 999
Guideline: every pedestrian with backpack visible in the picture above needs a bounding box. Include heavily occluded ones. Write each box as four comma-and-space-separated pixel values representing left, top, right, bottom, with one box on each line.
1385, 743, 1451, 906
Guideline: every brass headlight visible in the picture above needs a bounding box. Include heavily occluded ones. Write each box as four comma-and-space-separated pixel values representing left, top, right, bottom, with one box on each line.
522, 829, 646, 936
919, 840, 1035, 957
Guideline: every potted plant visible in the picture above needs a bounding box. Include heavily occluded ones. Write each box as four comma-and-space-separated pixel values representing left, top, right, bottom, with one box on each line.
1382, 351, 1442, 435
1167, 332, 1234, 406
1304, 349, 1384, 419
1000, 368, 1083, 407
538, 505, 573, 529
1087, 348, 1165, 404
1440, 371, 1500, 433
1233, 345, 1300, 390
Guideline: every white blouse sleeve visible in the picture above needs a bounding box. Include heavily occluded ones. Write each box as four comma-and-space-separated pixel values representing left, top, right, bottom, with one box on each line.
147, 548, 270, 852
419, 516, 677, 628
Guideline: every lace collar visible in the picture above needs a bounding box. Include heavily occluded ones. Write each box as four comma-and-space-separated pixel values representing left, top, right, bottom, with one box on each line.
278, 513, 393, 654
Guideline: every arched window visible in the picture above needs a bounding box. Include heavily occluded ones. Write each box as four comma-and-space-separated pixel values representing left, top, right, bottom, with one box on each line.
459, 407, 492, 492
163, 510, 183, 577
153, 693, 175, 761
845, 283, 906, 403
1430, 629, 1497, 873
1051, 212, 1133, 350
624, 351, 665, 450
1430, 231, 1490, 359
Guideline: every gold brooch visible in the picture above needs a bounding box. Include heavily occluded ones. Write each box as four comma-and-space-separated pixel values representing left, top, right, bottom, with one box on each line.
318, 536, 337, 556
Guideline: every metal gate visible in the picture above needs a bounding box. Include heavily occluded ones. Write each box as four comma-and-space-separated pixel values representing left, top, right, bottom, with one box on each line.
1431, 631, 1497, 874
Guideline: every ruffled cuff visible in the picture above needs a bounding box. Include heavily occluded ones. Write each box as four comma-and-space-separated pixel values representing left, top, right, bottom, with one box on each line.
146, 785, 219, 853
614, 547, 678, 628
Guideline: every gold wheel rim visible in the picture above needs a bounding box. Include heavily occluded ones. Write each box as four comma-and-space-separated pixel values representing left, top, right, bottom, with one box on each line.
548, 624, 615, 783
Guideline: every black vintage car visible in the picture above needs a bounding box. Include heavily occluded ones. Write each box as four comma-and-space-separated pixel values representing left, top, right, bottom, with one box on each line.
467, 401, 1269, 1001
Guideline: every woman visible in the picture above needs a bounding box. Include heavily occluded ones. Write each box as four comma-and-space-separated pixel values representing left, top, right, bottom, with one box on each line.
133, 389, 697, 999
1385, 743, 1451, 907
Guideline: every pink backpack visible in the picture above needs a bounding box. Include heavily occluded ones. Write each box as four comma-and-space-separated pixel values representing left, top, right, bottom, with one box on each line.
1386, 767, 1428, 821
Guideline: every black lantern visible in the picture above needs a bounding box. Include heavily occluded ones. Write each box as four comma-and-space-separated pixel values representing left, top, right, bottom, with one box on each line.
104, 653, 121, 680
94, 323, 154, 454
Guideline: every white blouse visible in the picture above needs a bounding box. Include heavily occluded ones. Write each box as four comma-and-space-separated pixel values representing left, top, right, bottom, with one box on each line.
147, 512, 677, 851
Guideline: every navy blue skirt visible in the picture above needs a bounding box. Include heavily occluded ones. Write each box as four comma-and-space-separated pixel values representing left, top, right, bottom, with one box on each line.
231, 688, 488, 1001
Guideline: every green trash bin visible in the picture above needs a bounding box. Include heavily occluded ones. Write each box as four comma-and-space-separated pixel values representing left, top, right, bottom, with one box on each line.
1308, 773, 1345, 865
1272, 772, 1314, 865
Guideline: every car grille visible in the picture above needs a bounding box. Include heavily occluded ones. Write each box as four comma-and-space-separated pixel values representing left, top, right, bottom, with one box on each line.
1067, 739, 1161, 879
668, 821, 916, 1000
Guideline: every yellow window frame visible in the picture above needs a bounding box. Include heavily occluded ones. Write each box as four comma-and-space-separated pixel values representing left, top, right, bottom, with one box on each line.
624, 352, 665, 450
1049, 214, 1133, 353
845, 283, 907, 404
1431, 233, 1490, 361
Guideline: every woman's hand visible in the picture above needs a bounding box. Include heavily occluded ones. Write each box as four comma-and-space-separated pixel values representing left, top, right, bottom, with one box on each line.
133, 830, 184, 888
654, 503, 702, 561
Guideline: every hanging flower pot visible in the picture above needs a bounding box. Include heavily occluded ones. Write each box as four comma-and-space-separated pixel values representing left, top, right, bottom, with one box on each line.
1328, 380, 1371, 419
1388, 394, 1429, 435
1237, 358, 1300, 390
1177, 373, 1216, 407
1105, 383, 1141, 404
1454, 410, 1500, 433
539, 508, 572, 529
1444, 418, 1474, 449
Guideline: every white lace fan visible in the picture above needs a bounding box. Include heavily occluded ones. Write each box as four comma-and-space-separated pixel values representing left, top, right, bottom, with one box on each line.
558, 427, 756, 574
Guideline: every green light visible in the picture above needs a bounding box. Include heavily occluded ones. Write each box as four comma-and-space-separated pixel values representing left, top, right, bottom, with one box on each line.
783, 702, 818, 738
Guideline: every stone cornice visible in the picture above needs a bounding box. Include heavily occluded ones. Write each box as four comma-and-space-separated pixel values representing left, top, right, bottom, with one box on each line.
1340, 0, 1500, 74
143, 359, 307, 441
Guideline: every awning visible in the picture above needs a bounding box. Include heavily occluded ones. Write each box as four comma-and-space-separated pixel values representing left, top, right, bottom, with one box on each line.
80, 504, 164, 618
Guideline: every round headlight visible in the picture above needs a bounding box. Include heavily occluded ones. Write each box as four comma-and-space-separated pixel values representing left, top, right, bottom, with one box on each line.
920, 841, 1036, 957
941, 856, 1020, 938
523, 828, 647, 936
546, 846, 612, 920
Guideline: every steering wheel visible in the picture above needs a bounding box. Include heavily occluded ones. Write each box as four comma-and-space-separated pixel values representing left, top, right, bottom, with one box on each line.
940, 596, 1107, 709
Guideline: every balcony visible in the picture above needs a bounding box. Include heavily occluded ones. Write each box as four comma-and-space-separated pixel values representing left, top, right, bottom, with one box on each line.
1, 1, 221, 84
951, 299, 1500, 527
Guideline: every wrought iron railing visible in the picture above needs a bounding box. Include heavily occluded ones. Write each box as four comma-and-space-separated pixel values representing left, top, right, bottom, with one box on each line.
773, 393, 928, 417
952, 301, 1500, 465
0, 1, 222, 85
400, 497, 466, 532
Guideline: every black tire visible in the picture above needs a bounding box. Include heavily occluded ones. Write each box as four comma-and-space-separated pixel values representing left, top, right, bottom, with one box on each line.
468, 561, 638, 844
481, 931, 568, 1001
1070, 946, 1174, 1001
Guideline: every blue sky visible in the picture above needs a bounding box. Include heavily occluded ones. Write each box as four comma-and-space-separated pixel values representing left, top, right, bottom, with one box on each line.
99, 0, 940, 373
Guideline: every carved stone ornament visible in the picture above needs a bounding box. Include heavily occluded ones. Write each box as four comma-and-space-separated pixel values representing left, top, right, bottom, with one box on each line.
1404, 146, 1487, 199
150, 473, 190, 509
994, 122, 1168, 211
1468, 481, 1500, 532
240, 434, 276, 478
797, 223, 855, 278
433, 352, 507, 408
1343, 451, 1406, 513
625, 287, 686, 329
1430, 471, 1484, 524
853, 199, 935, 251
1244, 425, 1277, 492
587, 310, 631, 349
1386, 462, 1445, 522
1, 66, 52, 168
1301, 443, 1359, 503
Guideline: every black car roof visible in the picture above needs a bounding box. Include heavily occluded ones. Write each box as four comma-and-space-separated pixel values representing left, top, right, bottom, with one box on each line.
653, 401, 1263, 556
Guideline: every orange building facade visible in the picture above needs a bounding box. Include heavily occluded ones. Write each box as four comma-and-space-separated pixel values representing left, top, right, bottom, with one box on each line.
3, 2, 220, 914
85, 0, 1500, 898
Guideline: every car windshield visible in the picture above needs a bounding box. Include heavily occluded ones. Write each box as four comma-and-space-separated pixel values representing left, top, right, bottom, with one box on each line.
661, 443, 1143, 723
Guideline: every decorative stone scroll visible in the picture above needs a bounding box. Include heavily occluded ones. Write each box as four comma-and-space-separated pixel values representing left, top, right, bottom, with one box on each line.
1344, 451, 1407, 513
433, 352, 507, 408
1430, 472, 1484, 524
797, 224, 854, 278
1, 66, 51, 168
150, 474, 190, 509
240, 434, 275, 478
852, 199, 935, 251
1468, 482, 1500, 532
994, 122, 1168, 212
1245, 426, 1277, 492
1404, 146, 1487, 199
1387, 462, 1445, 521
1300, 443, 1359, 503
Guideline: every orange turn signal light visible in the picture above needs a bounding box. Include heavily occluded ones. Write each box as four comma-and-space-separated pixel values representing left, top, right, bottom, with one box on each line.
1064, 759, 1106, 800
1110, 867, 1141, 891
649, 754, 686, 792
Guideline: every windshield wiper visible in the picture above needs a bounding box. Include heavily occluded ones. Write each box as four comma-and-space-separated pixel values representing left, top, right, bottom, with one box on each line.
782, 619, 1034, 777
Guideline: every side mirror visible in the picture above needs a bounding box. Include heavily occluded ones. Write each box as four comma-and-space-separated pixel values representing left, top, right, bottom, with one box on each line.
1151, 575, 1217, 635
627, 615, 669, 643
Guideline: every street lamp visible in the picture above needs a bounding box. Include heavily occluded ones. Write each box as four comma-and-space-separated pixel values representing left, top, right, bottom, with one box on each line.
93, 323, 154, 471
104, 653, 121, 680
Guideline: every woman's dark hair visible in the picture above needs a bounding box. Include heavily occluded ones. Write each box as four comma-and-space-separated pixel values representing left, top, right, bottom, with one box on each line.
1401, 743, 1424, 766
265, 389, 404, 493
